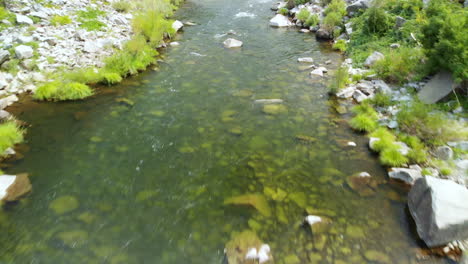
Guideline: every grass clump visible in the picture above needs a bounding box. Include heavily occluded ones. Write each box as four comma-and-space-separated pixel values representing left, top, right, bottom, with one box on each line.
380, 147, 408, 167
305, 14, 319, 27
332, 39, 347, 52
0, 121, 24, 156
278, 8, 289, 16
77, 7, 106, 31
133, 11, 175, 47
400, 134, 428, 163
349, 114, 378, 132
368, 92, 392, 107
34, 81, 93, 101
50, 15, 72, 26
329, 66, 349, 93
112, 0, 132, 12
440, 167, 452, 176
369, 127, 396, 152
296, 9, 310, 22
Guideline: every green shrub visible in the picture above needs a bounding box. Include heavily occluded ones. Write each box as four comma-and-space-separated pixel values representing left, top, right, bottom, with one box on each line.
397, 100, 464, 145
50, 15, 72, 26
34, 81, 93, 101
421, 0, 468, 81
332, 39, 347, 52
369, 127, 396, 152
305, 14, 319, 27
297, 9, 310, 22
351, 101, 379, 118
278, 8, 289, 16
329, 66, 349, 93
0, 121, 24, 155
322, 11, 342, 32
349, 114, 378, 132
372, 46, 426, 84
112, 0, 132, 12
369, 92, 392, 107
440, 167, 452, 176
362, 6, 393, 36
99, 71, 123, 85
278, 7, 289, 16
324, 0, 346, 16
380, 147, 408, 166
133, 11, 175, 47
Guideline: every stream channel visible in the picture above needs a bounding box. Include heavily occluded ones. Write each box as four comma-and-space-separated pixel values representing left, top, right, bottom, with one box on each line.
0, 0, 450, 263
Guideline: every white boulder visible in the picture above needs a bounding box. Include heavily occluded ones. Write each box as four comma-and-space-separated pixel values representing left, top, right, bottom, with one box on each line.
223, 38, 243, 48
269, 14, 293, 27
14, 45, 34, 60
172, 20, 184, 32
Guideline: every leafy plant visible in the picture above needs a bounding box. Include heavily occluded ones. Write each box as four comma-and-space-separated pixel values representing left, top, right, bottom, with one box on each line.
296, 9, 310, 22
77, 7, 106, 31
305, 14, 319, 27
132, 11, 175, 47
380, 147, 408, 166
278, 8, 289, 16
50, 15, 72, 26
0, 121, 24, 155
369, 127, 396, 152
332, 39, 347, 52
368, 92, 392, 107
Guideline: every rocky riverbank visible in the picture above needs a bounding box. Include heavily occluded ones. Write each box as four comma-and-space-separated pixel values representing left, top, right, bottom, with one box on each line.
0, 0, 185, 203
265, 0, 468, 262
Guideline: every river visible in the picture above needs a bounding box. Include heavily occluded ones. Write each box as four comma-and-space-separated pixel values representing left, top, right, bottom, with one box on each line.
0, 0, 447, 263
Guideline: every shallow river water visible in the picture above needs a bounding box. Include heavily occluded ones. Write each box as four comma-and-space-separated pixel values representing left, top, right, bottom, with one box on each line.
0, 0, 453, 263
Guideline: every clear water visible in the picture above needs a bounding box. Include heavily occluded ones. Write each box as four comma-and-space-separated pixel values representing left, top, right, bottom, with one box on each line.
0, 0, 451, 263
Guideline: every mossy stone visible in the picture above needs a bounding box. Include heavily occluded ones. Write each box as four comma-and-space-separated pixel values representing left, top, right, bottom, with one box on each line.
364, 250, 391, 264
262, 104, 287, 115
346, 172, 377, 197
56, 230, 88, 247
49, 196, 79, 215
284, 254, 300, 264
135, 190, 159, 202
224, 194, 271, 217
346, 225, 365, 239
221, 110, 237, 122
78, 212, 97, 224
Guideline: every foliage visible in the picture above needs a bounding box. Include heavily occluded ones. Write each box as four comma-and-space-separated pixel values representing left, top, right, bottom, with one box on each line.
439, 167, 452, 176
324, 0, 346, 16
397, 100, 465, 145
351, 101, 379, 118
369, 127, 396, 152
63, 68, 102, 84
112, 0, 132, 12
50, 15, 72, 26
329, 66, 349, 93
133, 10, 175, 47
362, 6, 393, 36
0, 121, 24, 156
77, 7, 106, 31
368, 92, 392, 107
421, 0, 468, 82
278, 8, 289, 16
99, 71, 123, 85
296, 9, 310, 22
34, 81, 93, 101
305, 14, 319, 27
295, 0, 308, 5
401, 135, 428, 163
332, 39, 347, 52
372, 46, 426, 84
380, 147, 408, 166
322, 11, 342, 32
349, 114, 378, 132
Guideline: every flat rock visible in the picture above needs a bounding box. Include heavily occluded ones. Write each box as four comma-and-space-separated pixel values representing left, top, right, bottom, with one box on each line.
16, 14, 33, 25
408, 176, 468, 247
172, 20, 184, 32
418, 71, 456, 104
14, 45, 34, 60
336, 86, 356, 98
223, 38, 243, 48
269, 14, 293, 27
353, 89, 368, 103
373, 80, 392, 94
388, 167, 422, 185
0, 174, 32, 202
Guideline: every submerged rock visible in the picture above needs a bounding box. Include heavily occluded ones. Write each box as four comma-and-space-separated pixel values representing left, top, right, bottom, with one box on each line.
305, 215, 333, 234
269, 14, 293, 27
0, 174, 32, 202
224, 194, 271, 217
224, 38, 243, 48
49, 195, 79, 215
56, 230, 88, 248
408, 176, 468, 247
364, 250, 391, 264
297, 57, 314, 63
254, 99, 283, 104
346, 172, 377, 196
225, 230, 273, 264
262, 104, 287, 115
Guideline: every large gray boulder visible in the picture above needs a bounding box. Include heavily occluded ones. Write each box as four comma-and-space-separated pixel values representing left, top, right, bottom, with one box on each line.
364, 51, 385, 68
408, 176, 468, 247
269, 14, 293, 27
315, 28, 333, 40
418, 71, 456, 104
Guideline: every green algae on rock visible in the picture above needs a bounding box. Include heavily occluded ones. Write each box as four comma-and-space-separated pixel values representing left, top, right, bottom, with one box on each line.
225, 230, 272, 264
49, 195, 79, 215
224, 194, 272, 217
262, 104, 288, 115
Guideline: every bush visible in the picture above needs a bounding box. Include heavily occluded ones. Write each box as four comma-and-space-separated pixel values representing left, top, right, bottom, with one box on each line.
397, 100, 465, 145
296, 9, 310, 22
34, 81, 93, 101
0, 121, 24, 155
362, 6, 393, 36
421, 0, 467, 81
279, 8, 289, 16
368, 92, 392, 107
112, 0, 132, 12
329, 66, 349, 93
332, 39, 347, 52
305, 14, 319, 27
322, 11, 342, 32
50, 15, 72, 26
380, 147, 408, 166
372, 46, 426, 83
349, 114, 378, 132
324, 0, 346, 16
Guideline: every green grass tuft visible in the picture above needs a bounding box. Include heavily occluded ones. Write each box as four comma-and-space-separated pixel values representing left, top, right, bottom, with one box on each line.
332, 39, 347, 52
368, 92, 392, 107
34, 81, 93, 101
369, 127, 396, 152
305, 14, 319, 27
296, 9, 310, 22
112, 0, 132, 12
278, 8, 289, 16
349, 114, 378, 132
380, 147, 408, 167
0, 121, 24, 156
329, 66, 349, 93
50, 15, 72, 26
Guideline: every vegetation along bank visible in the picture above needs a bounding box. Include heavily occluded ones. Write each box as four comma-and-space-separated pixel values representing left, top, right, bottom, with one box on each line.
269, 0, 467, 261
0, 0, 186, 192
